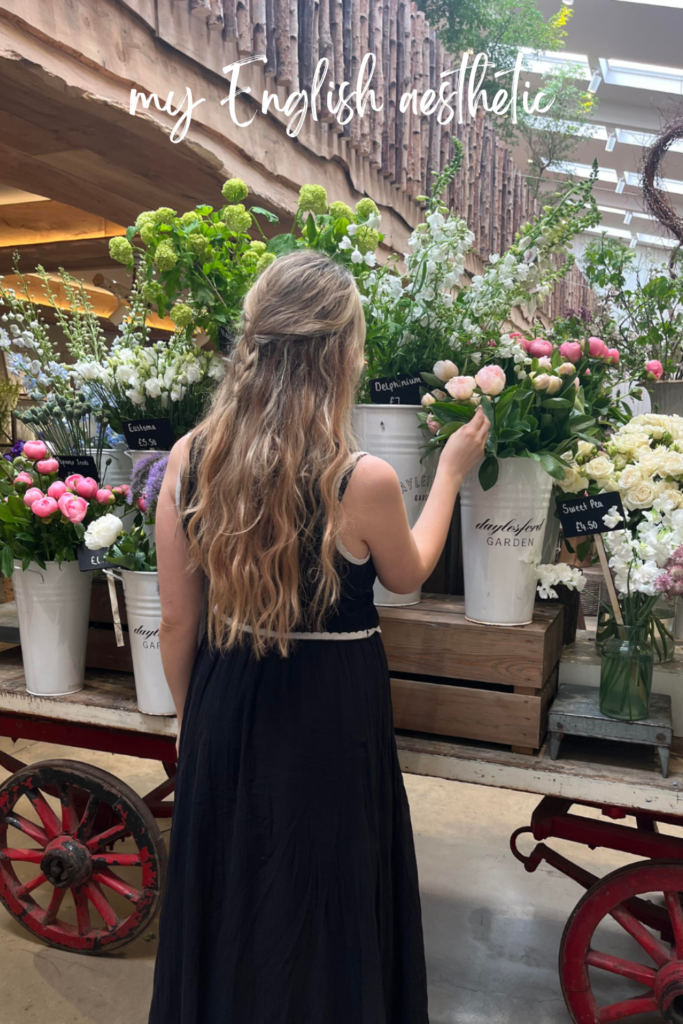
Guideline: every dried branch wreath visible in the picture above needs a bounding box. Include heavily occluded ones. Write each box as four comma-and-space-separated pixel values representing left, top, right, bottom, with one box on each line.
642, 116, 683, 267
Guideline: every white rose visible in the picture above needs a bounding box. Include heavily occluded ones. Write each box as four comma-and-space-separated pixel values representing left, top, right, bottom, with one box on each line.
585, 456, 614, 481
618, 466, 642, 491
624, 481, 658, 510
145, 377, 162, 399
658, 451, 683, 477
576, 441, 596, 461
84, 513, 124, 551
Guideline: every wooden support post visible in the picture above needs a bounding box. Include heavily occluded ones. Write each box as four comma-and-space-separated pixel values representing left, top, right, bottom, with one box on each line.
594, 534, 624, 630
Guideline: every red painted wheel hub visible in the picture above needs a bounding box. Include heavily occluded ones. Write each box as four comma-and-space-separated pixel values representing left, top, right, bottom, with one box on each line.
0, 759, 167, 953
561, 861, 683, 1023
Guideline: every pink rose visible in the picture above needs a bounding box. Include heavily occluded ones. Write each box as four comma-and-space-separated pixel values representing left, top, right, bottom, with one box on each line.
528, 338, 553, 358
445, 375, 477, 401
13, 471, 34, 491
35, 458, 60, 475
64, 474, 84, 491
31, 496, 59, 518
474, 364, 506, 396
136, 496, 148, 513
426, 414, 440, 435
47, 480, 68, 500
23, 440, 48, 461
75, 476, 98, 499
646, 359, 664, 381
96, 488, 115, 505
559, 341, 582, 364
23, 487, 44, 508
588, 336, 607, 358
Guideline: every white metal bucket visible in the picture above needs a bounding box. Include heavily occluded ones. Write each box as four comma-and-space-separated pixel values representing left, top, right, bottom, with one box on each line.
12, 560, 92, 695
127, 450, 171, 470
120, 570, 175, 716
352, 404, 435, 606
460, 458, 553, 626
99, 448, 131, 488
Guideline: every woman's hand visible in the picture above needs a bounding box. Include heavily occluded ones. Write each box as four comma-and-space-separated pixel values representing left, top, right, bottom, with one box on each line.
441, 407, 490, 479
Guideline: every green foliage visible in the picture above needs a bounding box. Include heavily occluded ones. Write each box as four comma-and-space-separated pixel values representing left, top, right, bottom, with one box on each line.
103, 522, 157, 572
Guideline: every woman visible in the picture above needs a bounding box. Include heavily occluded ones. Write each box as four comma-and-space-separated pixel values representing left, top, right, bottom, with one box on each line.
149, 249, 489, 1024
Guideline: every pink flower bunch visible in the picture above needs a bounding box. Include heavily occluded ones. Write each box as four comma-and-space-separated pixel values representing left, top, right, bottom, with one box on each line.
19, 468, 131, 524
646, 359, 664, 382
514, 335, 621, 367
655, 546, 683, 597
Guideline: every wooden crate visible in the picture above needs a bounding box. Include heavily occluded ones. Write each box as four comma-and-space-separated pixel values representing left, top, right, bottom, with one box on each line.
86, 578, 133, 674
379, 595, 564, 754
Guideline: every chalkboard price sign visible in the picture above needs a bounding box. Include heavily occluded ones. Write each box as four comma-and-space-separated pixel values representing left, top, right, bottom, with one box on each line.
123, 418, 174, 452
57, 455, 99, 483
557, 491, 625, 538
369, 374, 422, 405
77, 543, 113, 572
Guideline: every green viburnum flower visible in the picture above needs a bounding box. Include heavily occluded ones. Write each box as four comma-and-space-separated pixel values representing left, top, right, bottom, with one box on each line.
329, 201, 354, 221
180, 210, 201, 226
298, 184, 328, 216
154, 240, 178, 271
248, 240, 267, 255
355, 197, 379, 220
154, 207, 177, 225
222, 204, 252, 234
221, 178, 249, 204
354, 226, 380, 255
135, 211, 156, 232
139, 224, 156, 246
141, 281, 164, 305
186, 233, 211, 258
256, 252, 276, 274
109, 236, 134, 265
170, 303, 195, 328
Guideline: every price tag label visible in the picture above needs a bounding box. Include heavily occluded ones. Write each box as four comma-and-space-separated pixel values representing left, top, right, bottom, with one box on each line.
123, 418, 174, 452
77, 543, 113, 572
57, 455, 99, 483
557, 491, 625, 538
369, 374, 422, 406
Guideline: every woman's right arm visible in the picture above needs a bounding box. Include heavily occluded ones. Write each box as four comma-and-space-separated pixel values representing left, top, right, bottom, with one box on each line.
347, 407, 489, 595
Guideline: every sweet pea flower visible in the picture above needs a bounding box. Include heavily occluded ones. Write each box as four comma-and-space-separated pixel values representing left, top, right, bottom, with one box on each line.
96, 488, 115, 505
588, 336, 607, 358
536, 356, 553, 370
646, 359, 664, 381
474, 365, 506, 396
23, 487, 44, 508
445, 375, 477, 401
557, 362, 576, 376
31, 496, 59, 518
433, 359, 459, 382
426, 413, 440, 435
23, 440, 48, 461
559, 341, 582, 364
13, 471, 34, 491
35, 458, 59, 475
65, 474, 84, 491
605, 348, 620, 365
48, 480, 68, 500
75, 477, 98, 500
528, 338, 553, 358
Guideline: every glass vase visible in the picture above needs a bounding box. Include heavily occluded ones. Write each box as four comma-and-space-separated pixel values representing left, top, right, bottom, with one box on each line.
595, 601, 675, 664
599, 626, 654, 722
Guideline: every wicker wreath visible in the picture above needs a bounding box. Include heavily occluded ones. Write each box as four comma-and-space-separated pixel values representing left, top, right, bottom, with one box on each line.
642, 117, 683, 264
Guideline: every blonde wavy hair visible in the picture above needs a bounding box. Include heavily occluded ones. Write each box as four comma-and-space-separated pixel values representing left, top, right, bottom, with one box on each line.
181, 250, 366, 657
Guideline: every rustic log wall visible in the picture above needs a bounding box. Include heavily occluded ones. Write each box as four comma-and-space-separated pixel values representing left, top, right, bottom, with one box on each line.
187, 0, 593, 316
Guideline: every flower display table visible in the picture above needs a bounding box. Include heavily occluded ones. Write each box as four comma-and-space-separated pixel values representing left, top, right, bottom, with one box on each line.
378, 594, 564, 754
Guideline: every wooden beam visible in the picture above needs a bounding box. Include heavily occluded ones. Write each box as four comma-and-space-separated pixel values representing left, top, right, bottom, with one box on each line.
0, 199, 124, 248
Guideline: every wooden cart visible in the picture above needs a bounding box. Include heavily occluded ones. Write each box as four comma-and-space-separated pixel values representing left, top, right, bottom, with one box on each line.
3, 641, 683, 1020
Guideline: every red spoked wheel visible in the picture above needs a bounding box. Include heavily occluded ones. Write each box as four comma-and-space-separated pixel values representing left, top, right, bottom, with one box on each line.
561, 860, 683, 1023
0, 759, 167, 954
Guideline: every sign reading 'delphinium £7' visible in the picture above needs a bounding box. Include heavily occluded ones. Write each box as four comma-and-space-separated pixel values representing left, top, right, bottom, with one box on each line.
369, 374, 422, 405
123, 418, 175, 452
557, 492, 625, 538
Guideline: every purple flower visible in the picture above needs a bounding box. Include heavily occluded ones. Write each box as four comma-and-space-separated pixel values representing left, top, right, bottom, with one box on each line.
130, 452, 167, 502
145, 456, 169, 516
4, 439, 24, 462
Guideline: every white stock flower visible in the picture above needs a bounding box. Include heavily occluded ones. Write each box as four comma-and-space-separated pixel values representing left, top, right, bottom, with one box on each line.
84, 513, 124, 551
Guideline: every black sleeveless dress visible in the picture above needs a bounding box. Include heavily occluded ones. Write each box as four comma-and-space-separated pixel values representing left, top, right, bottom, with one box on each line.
148, 456, 429, 1024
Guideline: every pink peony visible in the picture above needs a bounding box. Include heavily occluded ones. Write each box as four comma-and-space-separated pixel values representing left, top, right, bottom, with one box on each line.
445, 375, 477, 401
588, 336, 607, 358
559, 341, 582, 364
532, 373, 551, 391
58, 494, 88, 523
47, 480, 68, 500
536, 356, 552, 370
23, 487, 44, 508
13, 471, 34, 491
74, 476, 98, 499
584, 368, 591, 376
96, 488, 115, 505
474, 364, 506, 396
35, 458, 59, 475
646, 359, 664, 381
31, 496, 59, 518
557, 362, 576, 376
57, 493, 76, 517
519, 337, 533, 352
23, 440, 48, 461
136, 496, 148, 513
64, 474, 84, 491
426, 413, 440, 435
113, 484, 131, 501
528, 338, 553, 358
605, 348, 620, 365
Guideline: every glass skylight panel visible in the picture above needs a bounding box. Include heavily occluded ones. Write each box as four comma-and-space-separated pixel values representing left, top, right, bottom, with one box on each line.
616, 128, 683, 153
600, 57, 683, 95
550, 161, 618, 183
585, 225, 633, 239
519, 49, 591, 79
637, 233, 679, 247
525, 116, 607, 140
597, 205, 627, 216
615, 0, 683, 9
626, 170, 683, 195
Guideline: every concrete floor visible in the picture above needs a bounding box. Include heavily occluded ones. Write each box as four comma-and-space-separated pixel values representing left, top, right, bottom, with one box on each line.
0, 735, 667, 1024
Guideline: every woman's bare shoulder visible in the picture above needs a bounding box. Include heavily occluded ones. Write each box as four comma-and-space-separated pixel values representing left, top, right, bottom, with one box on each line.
347, 454, 401, 503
